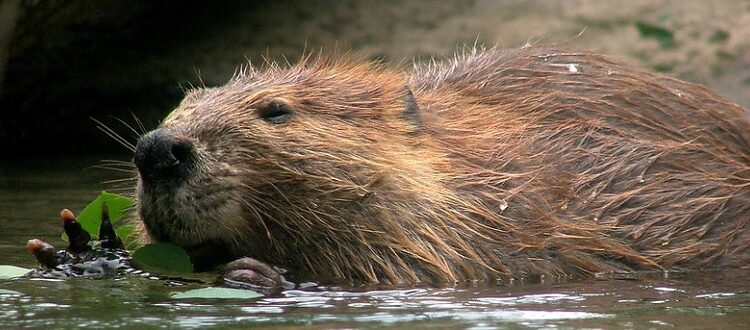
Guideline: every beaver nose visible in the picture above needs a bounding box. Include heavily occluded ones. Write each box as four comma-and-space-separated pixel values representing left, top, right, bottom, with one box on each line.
134, 129, 194, 182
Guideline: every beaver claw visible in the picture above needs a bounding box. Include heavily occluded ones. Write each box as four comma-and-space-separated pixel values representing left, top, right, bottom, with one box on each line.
26, 205, 132, 277
221, 257, 286, 294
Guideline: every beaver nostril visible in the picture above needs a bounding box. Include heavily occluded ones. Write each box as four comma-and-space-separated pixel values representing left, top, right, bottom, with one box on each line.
170, 140, 193, 164
134, 128, 194, 182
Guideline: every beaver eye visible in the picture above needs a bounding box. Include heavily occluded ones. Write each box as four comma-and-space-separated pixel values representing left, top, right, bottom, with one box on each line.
258, 101, 293, 124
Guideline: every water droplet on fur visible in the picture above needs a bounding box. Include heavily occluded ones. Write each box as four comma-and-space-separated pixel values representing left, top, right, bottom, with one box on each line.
673, 89, 683, 97
499, 199, 509, 211
548, 63, 581, 73
607, 69, 618, 75
638, 176, 646, 183
567, 64, 581, 73
538, 54, 555, 61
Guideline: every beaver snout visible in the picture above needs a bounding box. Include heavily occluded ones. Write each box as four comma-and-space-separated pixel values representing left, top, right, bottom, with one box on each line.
134, 128, 195, 183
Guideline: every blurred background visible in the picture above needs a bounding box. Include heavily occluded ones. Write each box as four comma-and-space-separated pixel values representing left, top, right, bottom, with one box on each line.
2, 0, 749, 159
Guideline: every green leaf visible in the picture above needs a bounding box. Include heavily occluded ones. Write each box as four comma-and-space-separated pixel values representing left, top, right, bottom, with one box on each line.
0, 265, 32, 279
131, 243, 194, 274
62, 191, 135, 242
635, 21, 674, 48
116, 224, 142, 250
170, 287, 263, 299
709, 30, 729, 44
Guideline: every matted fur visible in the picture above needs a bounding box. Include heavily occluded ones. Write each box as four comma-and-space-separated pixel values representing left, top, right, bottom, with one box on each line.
137, 46, 750, 284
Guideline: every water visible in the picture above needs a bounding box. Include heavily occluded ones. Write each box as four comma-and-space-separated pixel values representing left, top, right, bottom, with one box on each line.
1, 157, 749, 329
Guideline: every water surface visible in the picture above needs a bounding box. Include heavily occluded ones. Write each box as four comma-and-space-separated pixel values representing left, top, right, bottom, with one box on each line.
1, 158, 748, 329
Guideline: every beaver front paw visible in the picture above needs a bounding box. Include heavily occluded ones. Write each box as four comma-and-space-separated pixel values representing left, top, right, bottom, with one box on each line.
221, 257, 287, 294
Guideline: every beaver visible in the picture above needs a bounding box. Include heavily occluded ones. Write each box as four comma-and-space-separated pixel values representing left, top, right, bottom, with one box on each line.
133, 46, 750, 285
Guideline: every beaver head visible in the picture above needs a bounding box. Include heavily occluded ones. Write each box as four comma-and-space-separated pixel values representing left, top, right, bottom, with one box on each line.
133, 58, 443, 281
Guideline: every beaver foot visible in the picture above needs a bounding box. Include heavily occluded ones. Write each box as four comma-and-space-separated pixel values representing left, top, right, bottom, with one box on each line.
221, 257, 294, 294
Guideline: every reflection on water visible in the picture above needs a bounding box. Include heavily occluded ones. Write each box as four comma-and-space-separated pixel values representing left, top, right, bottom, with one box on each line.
2, 272, 749, 329
1, 158, 749, 329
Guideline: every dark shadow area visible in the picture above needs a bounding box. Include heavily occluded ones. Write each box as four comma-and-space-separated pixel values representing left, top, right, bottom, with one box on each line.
2, 0, 748, 159
1, 0, 261, 158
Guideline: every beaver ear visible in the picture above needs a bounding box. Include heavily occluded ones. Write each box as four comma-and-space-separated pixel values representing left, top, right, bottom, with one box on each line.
402, 86, 422, 133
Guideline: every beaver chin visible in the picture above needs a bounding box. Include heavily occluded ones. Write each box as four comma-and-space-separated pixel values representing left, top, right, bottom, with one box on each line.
136, 186, 210, 247
138, 186, 248, 267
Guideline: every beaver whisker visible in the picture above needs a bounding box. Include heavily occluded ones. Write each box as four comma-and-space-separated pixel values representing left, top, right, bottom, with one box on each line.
98, 159, 137, 168
90, 165, 137, 174
127, 112, 148, 136
111, 115, 147, 140
91, 117, 137, 152
236, 186, 312, 242
103, 187, 137, 195
238, 196, 274, 242
221, 220, 247, 258
101, 177, 138, 184
239, 179, 299, 221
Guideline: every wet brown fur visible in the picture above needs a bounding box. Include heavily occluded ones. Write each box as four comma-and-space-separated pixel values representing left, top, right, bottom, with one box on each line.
139, 46, 750, 284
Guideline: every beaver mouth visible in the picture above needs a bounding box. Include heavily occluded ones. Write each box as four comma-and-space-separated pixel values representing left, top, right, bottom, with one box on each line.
138, 194, 250, 271
137, 181, 240, 246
